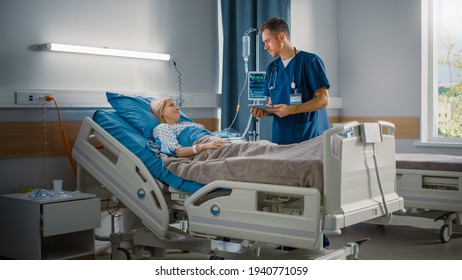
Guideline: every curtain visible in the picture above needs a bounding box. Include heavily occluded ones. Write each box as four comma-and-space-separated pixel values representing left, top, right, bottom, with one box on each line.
221, 0, 291, 140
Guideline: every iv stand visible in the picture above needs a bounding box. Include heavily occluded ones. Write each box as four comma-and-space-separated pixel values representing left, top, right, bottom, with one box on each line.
245, 28, 261, 141
255, 32, 261, 141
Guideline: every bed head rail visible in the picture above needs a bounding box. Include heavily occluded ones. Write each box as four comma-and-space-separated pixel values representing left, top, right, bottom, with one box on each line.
322, 121, 404, 232
73, 117, 170, 239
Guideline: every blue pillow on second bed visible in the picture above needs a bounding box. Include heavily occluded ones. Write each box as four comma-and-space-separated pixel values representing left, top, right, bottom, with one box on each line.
93, 109, 204, 193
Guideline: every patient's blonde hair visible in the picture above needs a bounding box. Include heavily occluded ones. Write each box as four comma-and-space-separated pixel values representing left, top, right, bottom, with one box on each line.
150, 98, 170, 123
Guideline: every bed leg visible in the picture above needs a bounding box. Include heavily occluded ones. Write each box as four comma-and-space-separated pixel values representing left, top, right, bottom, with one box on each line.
345, 238, 370, 260
436, 212, 457, 243
95, 213, 134, 260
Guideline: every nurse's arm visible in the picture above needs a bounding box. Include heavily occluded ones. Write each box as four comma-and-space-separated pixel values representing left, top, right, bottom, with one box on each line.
290, 87, 329, 114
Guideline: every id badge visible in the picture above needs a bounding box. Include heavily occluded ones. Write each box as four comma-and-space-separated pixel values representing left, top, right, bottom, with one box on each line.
290, 90, 302, 105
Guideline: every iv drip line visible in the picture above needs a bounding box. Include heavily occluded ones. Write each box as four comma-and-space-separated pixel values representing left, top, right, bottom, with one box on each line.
224, 27, 260, 140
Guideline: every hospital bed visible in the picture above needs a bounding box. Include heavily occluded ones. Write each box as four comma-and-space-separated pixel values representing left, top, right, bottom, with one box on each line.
72, 99, 404, 259
396, 153, 462, 243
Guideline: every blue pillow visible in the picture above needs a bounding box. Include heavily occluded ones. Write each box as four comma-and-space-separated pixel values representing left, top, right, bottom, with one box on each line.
93, 109, 203, 193
106, 92, 194, 139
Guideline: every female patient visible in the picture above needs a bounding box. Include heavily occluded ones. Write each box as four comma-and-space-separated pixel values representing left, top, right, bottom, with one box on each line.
150, 98, 322, 161
150, 98, 229, 157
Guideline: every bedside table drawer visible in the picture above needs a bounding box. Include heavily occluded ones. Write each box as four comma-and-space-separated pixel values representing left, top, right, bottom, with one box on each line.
42, 198, 100, 237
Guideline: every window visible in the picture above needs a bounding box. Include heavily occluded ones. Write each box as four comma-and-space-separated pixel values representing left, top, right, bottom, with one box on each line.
422, 0, 462, 146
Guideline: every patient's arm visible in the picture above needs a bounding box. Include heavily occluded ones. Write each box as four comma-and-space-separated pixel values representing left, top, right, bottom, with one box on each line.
174, 146, 197, 157
174, 139, 228, 157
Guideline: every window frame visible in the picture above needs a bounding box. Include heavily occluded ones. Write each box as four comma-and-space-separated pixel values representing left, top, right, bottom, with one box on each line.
420, 0, 462, 148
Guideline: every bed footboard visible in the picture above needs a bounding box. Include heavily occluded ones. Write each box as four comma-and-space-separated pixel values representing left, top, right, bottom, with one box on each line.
322, 121, 405, 233
73, 117, 170, 239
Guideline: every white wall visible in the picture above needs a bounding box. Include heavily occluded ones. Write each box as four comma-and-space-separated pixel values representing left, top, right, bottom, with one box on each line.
0, 0, 219, 95
292, 0, 338, 99
0, 0, 219, 193
337, 0, 461, 155
338, 0, 421, 117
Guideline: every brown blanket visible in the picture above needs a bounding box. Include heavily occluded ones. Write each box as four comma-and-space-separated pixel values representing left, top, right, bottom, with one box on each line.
160, 136, 324, 192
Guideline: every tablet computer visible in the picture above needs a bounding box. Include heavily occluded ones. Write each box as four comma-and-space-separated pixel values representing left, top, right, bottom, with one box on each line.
249, 104, 273, 112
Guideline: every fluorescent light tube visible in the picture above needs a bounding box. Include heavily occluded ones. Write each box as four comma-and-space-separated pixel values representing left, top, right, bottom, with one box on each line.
39, 43, 171, 61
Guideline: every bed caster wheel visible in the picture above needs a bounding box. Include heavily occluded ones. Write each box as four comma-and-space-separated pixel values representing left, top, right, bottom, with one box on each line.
439, 224, 451, 243
172, 211, 180, 220
111, 247, 131, 260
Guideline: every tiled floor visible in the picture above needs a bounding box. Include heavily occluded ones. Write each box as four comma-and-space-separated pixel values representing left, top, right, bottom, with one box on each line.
95, 214, 462, 260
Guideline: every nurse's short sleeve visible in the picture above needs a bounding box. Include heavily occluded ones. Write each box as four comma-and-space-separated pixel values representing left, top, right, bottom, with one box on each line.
305, 55, 330, 91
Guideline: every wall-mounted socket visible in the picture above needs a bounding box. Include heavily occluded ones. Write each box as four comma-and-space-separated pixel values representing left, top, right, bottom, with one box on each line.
15, 91, 52, 105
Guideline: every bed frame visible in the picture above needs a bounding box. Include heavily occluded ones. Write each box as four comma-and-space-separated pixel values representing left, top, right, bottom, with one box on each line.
73, 117, 404, 259
395, 155, 462, 243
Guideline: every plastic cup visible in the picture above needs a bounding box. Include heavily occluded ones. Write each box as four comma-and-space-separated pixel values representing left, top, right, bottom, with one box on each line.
53, 180, 63, 192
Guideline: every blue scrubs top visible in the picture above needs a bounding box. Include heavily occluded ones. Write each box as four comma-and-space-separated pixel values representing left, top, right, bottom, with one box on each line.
264, 51, 330, 145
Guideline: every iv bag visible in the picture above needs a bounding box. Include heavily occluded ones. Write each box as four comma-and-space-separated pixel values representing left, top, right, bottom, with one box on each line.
242, 35, 250, 61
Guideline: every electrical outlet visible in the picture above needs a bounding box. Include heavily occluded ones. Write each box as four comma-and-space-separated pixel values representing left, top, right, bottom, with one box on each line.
15, 91, 51, 105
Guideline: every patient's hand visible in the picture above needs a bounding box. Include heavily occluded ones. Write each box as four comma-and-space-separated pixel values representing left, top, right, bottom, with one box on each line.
176, 138, 228, 157
204, 139, 228, 150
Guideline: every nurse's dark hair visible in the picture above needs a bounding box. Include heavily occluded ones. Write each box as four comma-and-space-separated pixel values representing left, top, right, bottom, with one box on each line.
259, 17, 290, 40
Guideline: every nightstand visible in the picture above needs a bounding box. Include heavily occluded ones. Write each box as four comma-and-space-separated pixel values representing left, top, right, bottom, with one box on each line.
0, 191, 100, 260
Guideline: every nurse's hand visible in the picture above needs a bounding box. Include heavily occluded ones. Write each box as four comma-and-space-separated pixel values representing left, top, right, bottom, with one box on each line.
267, 104, 291, 118
250, 107, 271, 119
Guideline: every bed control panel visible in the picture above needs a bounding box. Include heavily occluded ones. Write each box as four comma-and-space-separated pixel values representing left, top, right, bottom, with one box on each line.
257, 192, 304, 216
360, 122, 383, 143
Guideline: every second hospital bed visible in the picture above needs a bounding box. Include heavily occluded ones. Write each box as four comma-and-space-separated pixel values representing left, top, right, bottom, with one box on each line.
72, 94, 404, 259
396, 153, 462, 243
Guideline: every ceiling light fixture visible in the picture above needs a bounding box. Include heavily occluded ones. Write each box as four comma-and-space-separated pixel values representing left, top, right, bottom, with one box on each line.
39, 43, 171, 61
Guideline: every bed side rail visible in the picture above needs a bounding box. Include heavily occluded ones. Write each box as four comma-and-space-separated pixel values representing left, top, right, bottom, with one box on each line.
184, 180, 323, 250
322, 121, 404, 233
72, 117, 170, 239
397, 168, 462, 212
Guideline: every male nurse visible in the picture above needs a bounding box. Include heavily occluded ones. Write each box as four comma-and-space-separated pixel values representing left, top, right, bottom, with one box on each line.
251, 17, 330, 144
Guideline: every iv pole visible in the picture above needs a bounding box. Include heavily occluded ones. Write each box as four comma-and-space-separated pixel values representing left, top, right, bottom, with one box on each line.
244, 28, 261, 141
255, 30, 261, 141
